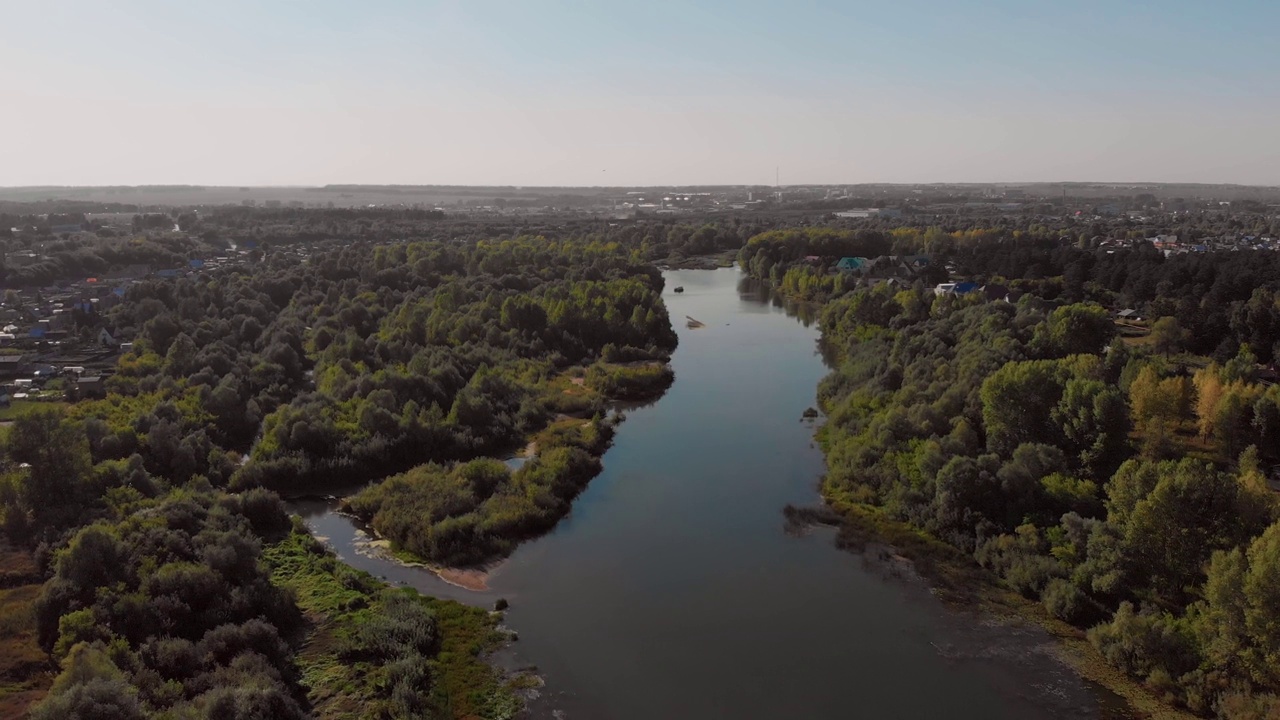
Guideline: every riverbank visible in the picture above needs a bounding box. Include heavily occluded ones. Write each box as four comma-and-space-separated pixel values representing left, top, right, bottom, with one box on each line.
659, 250, 737, 270
340, 364, 674, 572
811, 497, 1193, 720
263, 529, 527, 719
294, 266, 1135, 719
349, 524, 504, 592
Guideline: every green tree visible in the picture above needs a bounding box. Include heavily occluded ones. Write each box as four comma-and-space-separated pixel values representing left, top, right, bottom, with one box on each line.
1032, 303, 1115, 358
1053, 378, 1129, 478
6, 409, 92, 537
1150, 317, 1189, 355
980, 360, 1065, 456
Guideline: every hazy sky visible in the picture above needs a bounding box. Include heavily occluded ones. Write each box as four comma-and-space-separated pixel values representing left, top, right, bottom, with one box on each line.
4, 0, 1279, 186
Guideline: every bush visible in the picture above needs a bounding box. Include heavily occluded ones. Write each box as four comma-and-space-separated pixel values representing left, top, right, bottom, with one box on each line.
1041, 578, 1088, 625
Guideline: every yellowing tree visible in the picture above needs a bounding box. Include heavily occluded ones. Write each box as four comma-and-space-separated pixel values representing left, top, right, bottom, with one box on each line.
1195, 365, 1226, 440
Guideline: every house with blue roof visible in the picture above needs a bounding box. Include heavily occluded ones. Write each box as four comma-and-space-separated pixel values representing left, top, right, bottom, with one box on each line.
835, 257, 868, 272
933, 281, 981, 297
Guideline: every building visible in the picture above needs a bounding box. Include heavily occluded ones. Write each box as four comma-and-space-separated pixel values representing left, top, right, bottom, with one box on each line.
74, 376, 107, 400
0, 355, 28, 380
835, 257, 868, 272
934, 281, 979, 296
835, 208, 902, 219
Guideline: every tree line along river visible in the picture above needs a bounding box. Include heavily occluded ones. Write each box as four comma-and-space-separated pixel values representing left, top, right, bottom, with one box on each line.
292, 266, 1124, 720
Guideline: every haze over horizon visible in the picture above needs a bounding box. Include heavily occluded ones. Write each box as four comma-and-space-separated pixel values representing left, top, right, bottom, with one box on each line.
5, 0, 1279, 188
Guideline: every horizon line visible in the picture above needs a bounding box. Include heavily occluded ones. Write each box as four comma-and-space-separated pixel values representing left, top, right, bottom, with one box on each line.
2, 181, 1279, 191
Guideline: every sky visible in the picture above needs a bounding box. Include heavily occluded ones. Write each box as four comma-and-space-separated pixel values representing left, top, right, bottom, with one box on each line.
3, 0, 1280, 187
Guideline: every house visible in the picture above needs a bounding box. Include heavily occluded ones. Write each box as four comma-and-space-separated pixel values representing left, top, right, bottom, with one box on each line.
981, 284, 1010, 302
934, 281, 979, 296
189, 258, 205, 269
0, 355, 28, 380
835, 257, 868, 272
1117, 309, 1143, 322
99, 328, 118, 348
74, 375, 107, 400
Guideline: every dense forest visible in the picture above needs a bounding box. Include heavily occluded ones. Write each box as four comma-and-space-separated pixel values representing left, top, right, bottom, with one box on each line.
0, 233, 693, 718
746, 227, 1280, 718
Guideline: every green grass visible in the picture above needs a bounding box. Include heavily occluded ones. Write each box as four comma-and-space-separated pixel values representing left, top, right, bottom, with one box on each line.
0, 399, 68, 422
262, 529, 520, 720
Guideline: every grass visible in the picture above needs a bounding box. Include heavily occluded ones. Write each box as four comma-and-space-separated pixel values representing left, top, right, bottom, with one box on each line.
0, 399, 68, 422
262, 529, 522, 720
819, 493, 1196, 720
0, 544, 53, 720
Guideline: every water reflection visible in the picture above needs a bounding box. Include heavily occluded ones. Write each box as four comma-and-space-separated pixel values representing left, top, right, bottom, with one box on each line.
295, 266, 1120, 720
737, 275, 820, 328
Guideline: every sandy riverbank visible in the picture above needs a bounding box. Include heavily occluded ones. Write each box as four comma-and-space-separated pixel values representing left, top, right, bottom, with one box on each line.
349, 524, 504, 592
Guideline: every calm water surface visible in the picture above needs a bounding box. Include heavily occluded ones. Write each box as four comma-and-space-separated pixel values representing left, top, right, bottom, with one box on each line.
294, 267, 1118, 720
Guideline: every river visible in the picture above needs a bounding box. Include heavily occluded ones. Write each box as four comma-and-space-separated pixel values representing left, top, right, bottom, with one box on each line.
292, 266, 1124, 720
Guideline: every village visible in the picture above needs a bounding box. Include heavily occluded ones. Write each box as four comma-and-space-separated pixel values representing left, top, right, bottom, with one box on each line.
0, 248, 266, 413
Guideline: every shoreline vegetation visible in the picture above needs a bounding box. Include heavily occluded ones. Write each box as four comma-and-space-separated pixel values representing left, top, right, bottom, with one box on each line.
9, 204, 1280, 718
744, 227, 1280, 719
262, 526, 526, 718
0, 233, 696, 717
786, 501, 1195, 719
340, 361, 674, 572
348, 522, 503, 592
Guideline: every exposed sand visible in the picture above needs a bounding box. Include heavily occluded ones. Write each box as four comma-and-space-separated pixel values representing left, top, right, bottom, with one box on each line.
351, 527, 502, 592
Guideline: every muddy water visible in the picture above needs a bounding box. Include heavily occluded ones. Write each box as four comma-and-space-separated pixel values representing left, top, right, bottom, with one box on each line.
293, 267, 1125, 720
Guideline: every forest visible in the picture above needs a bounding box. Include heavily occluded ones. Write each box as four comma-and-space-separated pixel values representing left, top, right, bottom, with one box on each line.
8, 208, 1280, 717
0, 233, 688, 718
744, 227, 1280, 718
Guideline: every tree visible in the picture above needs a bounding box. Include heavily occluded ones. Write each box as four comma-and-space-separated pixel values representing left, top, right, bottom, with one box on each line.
1031, 303, 1115, 358
1150, 317, 1189, 355
980, 360, 1065, 456
6, 409, 92, 538
1053, 378, 1129, 478
1128, 366, 1191, 457
1122, 460, 1252, 604
1244, 522, 1280, 683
